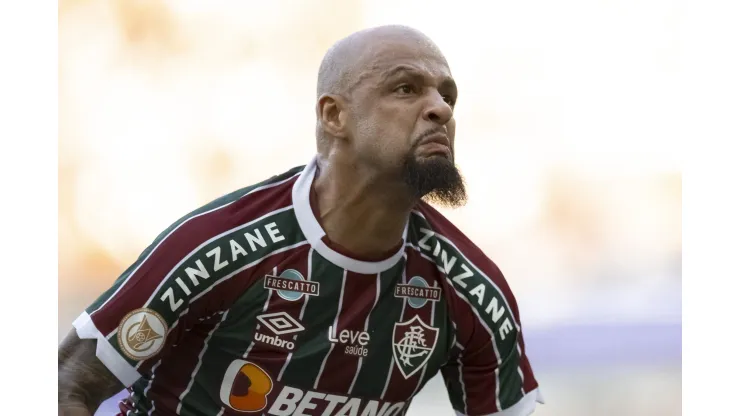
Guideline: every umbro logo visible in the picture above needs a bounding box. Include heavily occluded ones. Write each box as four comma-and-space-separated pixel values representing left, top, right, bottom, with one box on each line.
256, 312, 305, 336
255, 312, 304, 351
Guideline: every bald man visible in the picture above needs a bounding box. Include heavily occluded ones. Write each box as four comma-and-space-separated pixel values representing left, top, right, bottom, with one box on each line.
59, 26, 543, 416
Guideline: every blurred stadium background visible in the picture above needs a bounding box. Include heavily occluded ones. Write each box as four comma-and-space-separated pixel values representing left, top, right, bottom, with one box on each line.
58, 0, 681, 415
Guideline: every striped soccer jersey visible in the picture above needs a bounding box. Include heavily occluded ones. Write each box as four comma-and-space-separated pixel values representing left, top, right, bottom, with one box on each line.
73, 156, 543, 416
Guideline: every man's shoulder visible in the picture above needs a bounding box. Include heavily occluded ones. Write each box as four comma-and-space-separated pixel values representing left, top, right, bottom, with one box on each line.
199, 164, 305, 217
409, 202, 494, 271
150, 164, 305, 247
408, 202, 521, 318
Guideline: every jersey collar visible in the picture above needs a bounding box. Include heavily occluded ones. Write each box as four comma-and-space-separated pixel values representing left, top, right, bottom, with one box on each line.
292, 156, 408, 274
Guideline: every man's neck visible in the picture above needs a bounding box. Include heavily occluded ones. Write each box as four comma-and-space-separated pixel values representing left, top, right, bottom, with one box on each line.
312, 157, 415, 259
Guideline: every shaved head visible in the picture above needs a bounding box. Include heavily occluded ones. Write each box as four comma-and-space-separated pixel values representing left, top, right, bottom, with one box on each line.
314, 25, 466, 208
316, 25, 445, 99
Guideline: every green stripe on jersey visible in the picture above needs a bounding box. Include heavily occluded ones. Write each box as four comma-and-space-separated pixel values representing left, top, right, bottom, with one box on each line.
278, 255, 346, 387
497, 347, 525, 408
350, 259, 406, 398
86, 166, 304, 314
413, 284, 452, 394
442, 357, 466, 414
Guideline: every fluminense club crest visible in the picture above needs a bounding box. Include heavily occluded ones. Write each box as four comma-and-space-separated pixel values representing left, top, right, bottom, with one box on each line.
391, 315, 439, 379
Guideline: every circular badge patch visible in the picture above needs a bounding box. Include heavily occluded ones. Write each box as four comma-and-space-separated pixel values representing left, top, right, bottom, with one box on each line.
407, 276, 431, 309
276, 269, 307, 301
117, 308, 168, 361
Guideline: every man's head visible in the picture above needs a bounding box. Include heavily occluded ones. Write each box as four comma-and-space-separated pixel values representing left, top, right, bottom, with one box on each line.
315, 25, 466, 208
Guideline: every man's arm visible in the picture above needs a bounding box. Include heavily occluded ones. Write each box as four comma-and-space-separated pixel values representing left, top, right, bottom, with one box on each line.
58, 330, 125, 416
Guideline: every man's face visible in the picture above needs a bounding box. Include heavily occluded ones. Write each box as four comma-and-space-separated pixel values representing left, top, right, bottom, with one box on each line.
346, 40, 467, 207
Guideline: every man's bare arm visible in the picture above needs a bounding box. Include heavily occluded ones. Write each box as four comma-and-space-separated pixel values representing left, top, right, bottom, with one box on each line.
58, 329, 126, 416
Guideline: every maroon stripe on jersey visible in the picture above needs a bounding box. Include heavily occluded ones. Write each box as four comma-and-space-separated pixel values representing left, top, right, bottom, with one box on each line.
146, 314, 223, 414
461, 339, 500, 414
91, 178, 296, 335
382, 249, 438, 403
314, 271, 379, 393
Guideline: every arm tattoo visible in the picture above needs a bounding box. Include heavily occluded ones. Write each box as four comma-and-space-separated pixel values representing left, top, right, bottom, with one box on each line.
58, 330, 125, 415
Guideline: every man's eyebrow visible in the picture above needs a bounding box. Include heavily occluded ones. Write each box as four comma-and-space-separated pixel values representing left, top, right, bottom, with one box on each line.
380, 64, 458, 93
380, 65, 423, 82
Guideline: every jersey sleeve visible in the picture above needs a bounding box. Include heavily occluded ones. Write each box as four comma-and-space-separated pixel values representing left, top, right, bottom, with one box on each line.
439, 248, 544, 416
441, 295, 543, 416
407, 208, 544, 415
72, 206, 231, 387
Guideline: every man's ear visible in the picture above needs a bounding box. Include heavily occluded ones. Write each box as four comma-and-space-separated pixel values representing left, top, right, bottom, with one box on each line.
316, 94, 349, 140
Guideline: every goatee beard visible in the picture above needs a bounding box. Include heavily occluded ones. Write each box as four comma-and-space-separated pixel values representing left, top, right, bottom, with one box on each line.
401, 154, 467, 208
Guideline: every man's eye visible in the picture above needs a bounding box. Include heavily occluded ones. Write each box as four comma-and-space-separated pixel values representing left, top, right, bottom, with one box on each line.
395, 84, 414, 94
443, 95, 456, 106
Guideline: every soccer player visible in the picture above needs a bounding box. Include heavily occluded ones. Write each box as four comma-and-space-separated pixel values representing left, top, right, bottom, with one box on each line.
59, 25, 544, 416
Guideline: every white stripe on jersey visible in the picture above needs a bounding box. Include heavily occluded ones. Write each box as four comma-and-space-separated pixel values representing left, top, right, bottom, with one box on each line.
144, 360, 163, 416
92, 172, 300, 318
348, 272, 381, 395
517, 344, 526, 397
381, 254, 408, 400
410, 280, 439, 397
243, 283, 275, 359
314, 269, 348, 390
278, 248, 314, 381
455, 341, 467, 416
213, 282, 275, 415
